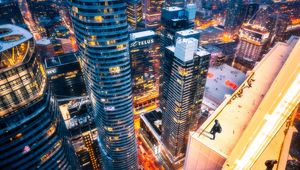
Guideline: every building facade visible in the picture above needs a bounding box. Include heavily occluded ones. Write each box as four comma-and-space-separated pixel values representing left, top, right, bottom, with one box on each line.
161, 38, 210, 165
224, 0, 244, 33
129, 30, 160, 115
60, 98, 101, 170
144, 0, 164, 29
160, 6, 196, 52
44, 53, 86, 99
126, 0, 143, 29
68, 1, 138, 169
165, 0, 186, 7
184, 36, 300, 170
234, 24, 270, 72
0, 24, 78, 169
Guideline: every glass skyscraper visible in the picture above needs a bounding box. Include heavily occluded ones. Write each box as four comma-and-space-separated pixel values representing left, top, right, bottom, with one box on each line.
68, 1, 138, 169
161, 38, 210, 166
0, 24, 78, 169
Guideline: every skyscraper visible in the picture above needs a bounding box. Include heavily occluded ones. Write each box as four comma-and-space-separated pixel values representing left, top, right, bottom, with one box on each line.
126, 0, 143, 29
224, 0, 244, 33
160, 6, 197, 114
129, 30, 160, 114
144, 0, 164, 29
184, 36, 300, 170
161, 38, 210, 166
234, 23, 270, 72
68, 1, 138, 169
0, 24, 78, 169
160, 5, 196, 52
165, 0, 186, 7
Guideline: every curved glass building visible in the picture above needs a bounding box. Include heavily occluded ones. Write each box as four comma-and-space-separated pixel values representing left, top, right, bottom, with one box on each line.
0, 24, 78, 169
68, 0, 138, 169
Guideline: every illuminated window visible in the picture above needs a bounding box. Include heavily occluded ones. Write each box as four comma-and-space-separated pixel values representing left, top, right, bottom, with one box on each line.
89, 41, 96, 46
178, 67, 189, 76
107, 40, 116, 45
109, 66, 120, 74
72, 6, 78, 13
116, 44, 125, 49
105, 126, 113, 132
94, 16, 103, 22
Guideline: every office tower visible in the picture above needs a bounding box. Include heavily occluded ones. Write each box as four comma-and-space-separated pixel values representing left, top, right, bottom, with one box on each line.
144, 0, 164, 29
234, 23, 270, 72
224, 0, 244, 33
60, 98, 101, 169
184, 36, 300, 170
243, 2, 259, 23
0, 0, 24, 24
126, 0, 143, 29
160, 7, 197, 115
161, 38, 210, 165
68, 1, 138, 169
267, 14, 289, 45
160, 5, 196, 51
129, 30, 160, 114
44, 53, 87, 99
165, 0, 186, 7
0, 24, 78, 169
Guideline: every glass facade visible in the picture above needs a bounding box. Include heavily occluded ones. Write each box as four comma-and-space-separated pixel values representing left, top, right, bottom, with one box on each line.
44, 53, 87, 99
129, 30, 161, 115
68, 0, 138, 169
165, 0, 186, 7
0, 24, 78, 169
144, 0, 164, 29
61, 99, 101, 170
126, 0, 143, 28
161, 40, 210, 163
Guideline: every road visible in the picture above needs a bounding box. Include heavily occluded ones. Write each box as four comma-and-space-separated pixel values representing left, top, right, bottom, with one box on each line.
18, 0, 43, 40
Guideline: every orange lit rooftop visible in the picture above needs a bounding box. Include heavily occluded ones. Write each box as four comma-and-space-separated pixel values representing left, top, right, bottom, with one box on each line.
241, 23, 269, 35
184, 36, 299, 170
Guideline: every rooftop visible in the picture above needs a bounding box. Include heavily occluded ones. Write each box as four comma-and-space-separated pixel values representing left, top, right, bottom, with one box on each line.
176, 29, 200, 36
192, 36, 299, 157
195, 46, 210, 57
204, 64, 246, 108
130, 30, 156, 40
164, 6, 182, 12
175, 38, 198, 62
44, 52, 78, 68
0, 24, 32, 52
36, 38, 51, 45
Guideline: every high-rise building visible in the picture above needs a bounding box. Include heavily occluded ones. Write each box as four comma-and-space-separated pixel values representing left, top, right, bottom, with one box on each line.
0, 24, 78, 169
184, 36, 300, 170
224, 0, 244, 33
144, 0, 164, 29
161, 38, 210, 166
0, 0, 24, 24
243, 2, 259, 23
126, 0, 143, 29
165, 0, 186, 7
44, 53, 87, 99
160, 5, 196, 51
129, 30, 161, 114
233, 23, 270, 72
60, 98, 101, 170
68, 1, 138, 169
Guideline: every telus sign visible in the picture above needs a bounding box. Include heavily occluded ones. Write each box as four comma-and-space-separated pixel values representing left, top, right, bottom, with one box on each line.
130, 39, 154, 48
